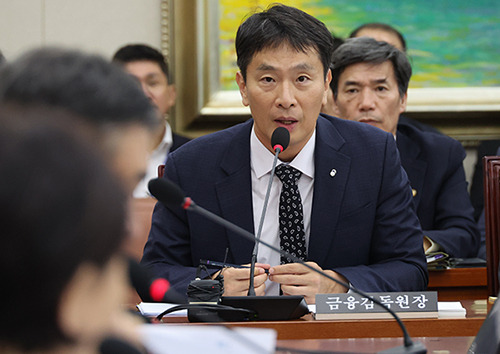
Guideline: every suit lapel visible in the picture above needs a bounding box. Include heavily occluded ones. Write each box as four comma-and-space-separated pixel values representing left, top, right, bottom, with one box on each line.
214, 121, 255, 264
308, 117, 351, 265
397, 131, 426, 207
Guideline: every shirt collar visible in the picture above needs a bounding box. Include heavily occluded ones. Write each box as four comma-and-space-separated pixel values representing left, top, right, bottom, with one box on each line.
250, 126, 315, 179
153, 122, 173, 156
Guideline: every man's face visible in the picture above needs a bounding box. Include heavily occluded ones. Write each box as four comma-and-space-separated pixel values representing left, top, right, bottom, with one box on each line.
124, 61, 176, 115
236, 44, 330, 162
333, 61, 407, 136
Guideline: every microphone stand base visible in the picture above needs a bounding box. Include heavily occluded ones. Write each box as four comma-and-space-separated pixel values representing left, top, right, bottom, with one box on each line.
378, 341, 427, 354
219, 295, 309, 321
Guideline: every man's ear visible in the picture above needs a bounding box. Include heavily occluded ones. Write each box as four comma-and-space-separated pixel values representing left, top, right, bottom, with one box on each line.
235, 71, 249, 107
321, 86, 341, 117
322, 69, 332, 107
167, 84, 177, 109
399, 92, 408, 114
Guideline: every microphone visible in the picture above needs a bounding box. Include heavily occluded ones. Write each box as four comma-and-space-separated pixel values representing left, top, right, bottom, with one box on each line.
128, 257, 185, 304
248, 127, 289, 296
148, 177, 426, 353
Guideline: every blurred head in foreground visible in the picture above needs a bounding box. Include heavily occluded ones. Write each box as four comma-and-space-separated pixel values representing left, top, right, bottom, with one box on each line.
0, 47, 161, 195
0, 105, 130, 353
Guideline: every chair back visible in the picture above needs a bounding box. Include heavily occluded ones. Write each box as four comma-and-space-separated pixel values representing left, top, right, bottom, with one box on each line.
158, 164, 165, 178
483, 155, 500, 296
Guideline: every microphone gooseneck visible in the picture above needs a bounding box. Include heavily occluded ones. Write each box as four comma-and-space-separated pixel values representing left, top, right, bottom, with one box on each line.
148, 177, 426, 352
248, 127, 291, 296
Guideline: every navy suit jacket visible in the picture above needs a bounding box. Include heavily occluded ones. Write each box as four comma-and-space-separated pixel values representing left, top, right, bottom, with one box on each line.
142, 115, 428, 298
396, 123, 479, 258
171, 133, 190, 154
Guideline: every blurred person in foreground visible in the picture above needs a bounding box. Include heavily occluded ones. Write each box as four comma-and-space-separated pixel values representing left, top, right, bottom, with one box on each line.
0, 47, 161, 262
141, 4, 427, 304
0, 47, 160, 196
328, 37, 479, 258
113, 44, 190, 197
0, 106, 141, 353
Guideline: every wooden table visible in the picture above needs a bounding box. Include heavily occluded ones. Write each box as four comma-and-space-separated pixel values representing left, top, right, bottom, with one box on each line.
276, 336, 476, 353
160, 299, 488, 340
428, 267, 488, 301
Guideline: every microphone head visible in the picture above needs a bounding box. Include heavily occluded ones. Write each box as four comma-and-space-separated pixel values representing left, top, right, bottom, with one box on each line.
148, 178, 185, 209
271, 127, 290, 153
150, 278, 170, 302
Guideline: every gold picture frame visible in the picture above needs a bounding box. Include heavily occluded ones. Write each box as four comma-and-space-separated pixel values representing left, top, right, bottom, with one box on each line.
165, 0, 500, 145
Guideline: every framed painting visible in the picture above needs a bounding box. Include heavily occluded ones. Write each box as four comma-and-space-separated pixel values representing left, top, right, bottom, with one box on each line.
165, 0, 500, 142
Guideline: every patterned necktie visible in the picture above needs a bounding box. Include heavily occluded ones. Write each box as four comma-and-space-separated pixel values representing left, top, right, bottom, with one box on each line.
275, 164, 307, 264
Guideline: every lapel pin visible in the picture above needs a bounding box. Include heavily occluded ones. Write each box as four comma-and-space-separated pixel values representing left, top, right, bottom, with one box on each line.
330, 169, 337, 177
412, 189, 417, 197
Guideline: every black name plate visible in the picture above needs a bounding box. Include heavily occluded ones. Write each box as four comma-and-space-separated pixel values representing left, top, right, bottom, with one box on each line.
315, 291, 438, 320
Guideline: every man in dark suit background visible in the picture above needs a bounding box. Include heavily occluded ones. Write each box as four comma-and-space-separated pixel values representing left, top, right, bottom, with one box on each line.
142, 4, 427, 304
113, 44, 190, 198
329, 37, 479, 258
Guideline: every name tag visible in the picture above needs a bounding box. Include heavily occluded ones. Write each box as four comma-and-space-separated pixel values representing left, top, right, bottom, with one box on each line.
315, 291, 438, 320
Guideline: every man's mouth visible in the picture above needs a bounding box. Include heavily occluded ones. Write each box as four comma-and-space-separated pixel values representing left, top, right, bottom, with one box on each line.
275, 118, 297, 125
358, 117, 380, 124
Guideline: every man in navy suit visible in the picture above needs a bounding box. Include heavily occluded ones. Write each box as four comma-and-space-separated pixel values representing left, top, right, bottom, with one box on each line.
329, 37, 479, 258
142, 4, 427, 304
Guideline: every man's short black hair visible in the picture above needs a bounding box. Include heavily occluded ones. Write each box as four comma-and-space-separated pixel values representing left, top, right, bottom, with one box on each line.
330, 37, 412, 99
235, 4, 334, 81
350, 23, 407, 53
112, 44, 170, 81
0, 47, 159, 131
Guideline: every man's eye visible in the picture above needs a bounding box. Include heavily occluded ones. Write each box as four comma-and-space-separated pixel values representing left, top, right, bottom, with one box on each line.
297, 76, 309, 83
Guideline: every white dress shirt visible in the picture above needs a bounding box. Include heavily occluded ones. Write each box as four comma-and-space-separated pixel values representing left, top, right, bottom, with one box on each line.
250, 127, 315, 295
133, 123, 173, 198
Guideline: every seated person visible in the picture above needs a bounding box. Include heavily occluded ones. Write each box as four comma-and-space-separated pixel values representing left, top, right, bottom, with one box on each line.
0, 106, 140, 353
141, 4, 427, 304
477, 146, 500, 260
328, 37, 479, 258
112, 44, 190, 197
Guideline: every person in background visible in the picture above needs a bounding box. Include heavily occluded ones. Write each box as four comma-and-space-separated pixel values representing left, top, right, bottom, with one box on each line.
0, 106, 140, 353
141, 4, 427, 304
329, 37, 479, 258
112, 44, 190, 198
327, 22, 440, 134
350, 22, 407, 52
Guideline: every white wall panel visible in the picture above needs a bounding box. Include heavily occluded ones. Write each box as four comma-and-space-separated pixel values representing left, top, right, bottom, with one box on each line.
0, 0, 161, 60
